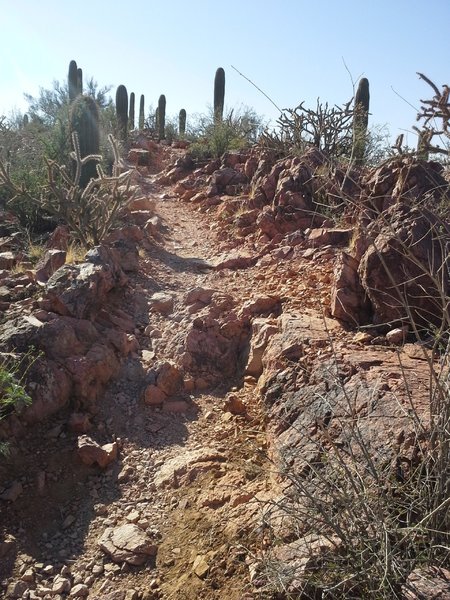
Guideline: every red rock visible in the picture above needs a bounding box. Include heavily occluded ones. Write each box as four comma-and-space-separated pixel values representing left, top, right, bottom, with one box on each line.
77, 436, 118, 468
144, 385, 166, 405
156, 361, 183, 396
68, 412, 92, 433
163, 400, 189, 413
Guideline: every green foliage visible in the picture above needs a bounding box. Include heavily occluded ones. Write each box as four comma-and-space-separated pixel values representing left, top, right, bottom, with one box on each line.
158, 94, 166, 140
138, 95, 145, 130
214, 67, 225, 123
115, 85, 128, 141
0, 133, 134, 247
187, 105, 266, 159
352, 77, 370, 163
69, 95, 100, 187
0, 351, 37, 422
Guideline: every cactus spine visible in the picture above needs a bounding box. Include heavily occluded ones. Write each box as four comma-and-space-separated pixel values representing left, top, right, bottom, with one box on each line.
68, 60, 79, 103
179, 109, 186, 137
69, 95, 100, 187
158, 94, 166, 140
129, 92, 135, 130
352, 77, 370, 164
116, 85, 128, 141
139, 95, 145, 129
214, 67, 225, 123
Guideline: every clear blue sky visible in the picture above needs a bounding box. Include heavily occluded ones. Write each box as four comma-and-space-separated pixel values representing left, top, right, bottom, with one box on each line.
1, 0, 449, 145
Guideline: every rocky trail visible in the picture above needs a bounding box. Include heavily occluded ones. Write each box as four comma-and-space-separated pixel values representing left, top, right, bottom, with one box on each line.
1, 143, 450, 599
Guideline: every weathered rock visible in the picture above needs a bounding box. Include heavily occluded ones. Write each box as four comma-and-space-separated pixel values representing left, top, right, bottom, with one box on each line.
127, 196, 155, 213
35, 249, 66, 283
68, 412, 92, 433
246, 319, 279, 377
77, 436, 118, 468
358, 203, 450, 329
52, 576, 71, 594
331, 251, 371, 325
46, 225, 70, 250
402, 566, 450, 599
386, 326, 409, 344
69, 583, 89, 597
155, 361, 183, 396
148, 292, 174, 315
43, 245, 128, 319
5, 580, 28, 598
144, 385, 166, 406
0, 251, 18, 270
0, 481, 23, 502
307, 227, 352, 247
154, 448, 225, 488
98, 524, 157, 565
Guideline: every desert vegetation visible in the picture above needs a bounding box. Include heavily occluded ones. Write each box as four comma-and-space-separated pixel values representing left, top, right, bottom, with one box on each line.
0, 60, 449, 599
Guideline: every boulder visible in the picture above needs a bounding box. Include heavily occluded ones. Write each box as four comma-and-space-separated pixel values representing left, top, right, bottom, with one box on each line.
331, 252, 371, 325
77, 436, 118, 468
35, 249, 66, 283
359, 203, 450, 329
98, 524, 157, 565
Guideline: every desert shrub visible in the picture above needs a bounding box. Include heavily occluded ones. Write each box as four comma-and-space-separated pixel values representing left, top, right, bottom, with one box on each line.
256, 209, 450, 598
0, 133, 134, 248
187, 105, 266, 159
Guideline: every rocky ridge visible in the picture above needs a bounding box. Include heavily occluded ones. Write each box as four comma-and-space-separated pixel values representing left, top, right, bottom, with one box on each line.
0, 141, 449, 599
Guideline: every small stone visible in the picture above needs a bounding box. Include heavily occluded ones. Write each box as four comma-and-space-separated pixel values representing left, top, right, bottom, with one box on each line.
69, 583, 89, 597
144, 385, 166, 406
21, 567, 35, 583
0, 480, 23, 502
148, 292, 174, 315
52, 576, 71, 594
386, 326, 409, 345
223, 394, 246, 416
192, 554, 210, 578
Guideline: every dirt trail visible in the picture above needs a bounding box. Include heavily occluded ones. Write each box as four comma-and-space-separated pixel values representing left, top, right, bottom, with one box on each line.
1, 172, 282, 599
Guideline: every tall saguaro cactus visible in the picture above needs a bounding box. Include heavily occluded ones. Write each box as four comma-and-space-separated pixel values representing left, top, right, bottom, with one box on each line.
69, 95, 100, 187
179, 109, 187, 137
77, 68, 83, 96
139, 95, 145, 129
214, 67, 225, 123
129, 92, 135, 130
68, 60, 79, 103
352, 77, 370, 164
116, 85, 128, 141
158, 94, 166, 140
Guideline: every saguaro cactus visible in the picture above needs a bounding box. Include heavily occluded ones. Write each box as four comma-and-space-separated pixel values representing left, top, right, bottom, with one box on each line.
179, 109, 186, 137
129, 92, 135, 130
69, 95, 100, 187
352, 77, 370, 164
77, 68, 83, 96
68, 60, 79, 103
116, 85, 128, 141
139, 95, 145, 129
158, 94, 166, 140
214, 67, 225, 123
